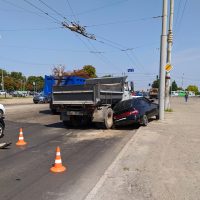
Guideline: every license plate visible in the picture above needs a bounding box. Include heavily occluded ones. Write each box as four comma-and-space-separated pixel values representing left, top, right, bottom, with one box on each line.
66, 111, 83, 115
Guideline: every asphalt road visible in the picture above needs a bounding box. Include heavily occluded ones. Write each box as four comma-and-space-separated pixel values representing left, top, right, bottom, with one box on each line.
0, 104, 137, 200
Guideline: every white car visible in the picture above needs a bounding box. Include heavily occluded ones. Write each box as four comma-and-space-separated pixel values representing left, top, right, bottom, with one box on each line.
0, 104, 5, 117
0, 90, 6, 95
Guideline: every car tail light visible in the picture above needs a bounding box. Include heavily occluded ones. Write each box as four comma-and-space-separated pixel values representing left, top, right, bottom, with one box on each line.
129, 109, 139, 115
114, 109, 139, 120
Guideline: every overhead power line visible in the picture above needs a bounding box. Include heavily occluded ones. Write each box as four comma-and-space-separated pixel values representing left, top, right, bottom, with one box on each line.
23, 0, 96, 40
174, 0, 188, 35
23, 0, 61, 23
94, 35, 146, 72
0, 27, 62, 32
1, 44, 101, 53
175, 0, 182, 28
1, 0, 50, 19
63, 0, 96, 40
0, 55, 55, 66
85, 15, 162, 28
66, 0, 79, 22
67, 0, 129, 17
38, 0, 69, 22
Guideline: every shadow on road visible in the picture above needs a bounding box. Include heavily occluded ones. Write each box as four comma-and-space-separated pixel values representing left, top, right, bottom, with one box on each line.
39, 110, 52, 115
45, 121, 140, 131
45, 121, 65, 128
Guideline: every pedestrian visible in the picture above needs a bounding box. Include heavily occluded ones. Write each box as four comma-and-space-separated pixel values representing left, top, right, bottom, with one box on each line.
184, 91, 189, 102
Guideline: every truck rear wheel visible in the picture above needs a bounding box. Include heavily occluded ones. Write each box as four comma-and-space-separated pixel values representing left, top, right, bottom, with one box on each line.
51, 108, 57, 115
104, 108, 113, 129
70, 116, 80, 127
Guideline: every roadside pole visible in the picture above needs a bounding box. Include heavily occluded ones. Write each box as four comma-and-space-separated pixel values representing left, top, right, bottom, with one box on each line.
159, 0, 168, 120
1, 69, 4, 91
165, 0, 174, 110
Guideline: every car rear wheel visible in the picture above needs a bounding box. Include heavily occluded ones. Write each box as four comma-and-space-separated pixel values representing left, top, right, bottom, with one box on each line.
155, 114, 159, 120
141, 115, 148, 126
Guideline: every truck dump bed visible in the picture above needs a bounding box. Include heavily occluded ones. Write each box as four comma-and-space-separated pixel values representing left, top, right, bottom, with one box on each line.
52, 76, 126, 106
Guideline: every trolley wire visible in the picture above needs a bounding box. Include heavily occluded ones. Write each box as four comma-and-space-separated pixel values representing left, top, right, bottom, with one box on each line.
23, 0, 61, 24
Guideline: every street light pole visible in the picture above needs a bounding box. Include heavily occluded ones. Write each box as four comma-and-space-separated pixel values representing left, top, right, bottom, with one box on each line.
165, 0, 174, 110
181, 73, 184, 89
159, 0, 168, 120
1, 69, 4, 91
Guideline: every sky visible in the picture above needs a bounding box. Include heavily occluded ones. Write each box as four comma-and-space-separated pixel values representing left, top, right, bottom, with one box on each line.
0, 0, 199, 90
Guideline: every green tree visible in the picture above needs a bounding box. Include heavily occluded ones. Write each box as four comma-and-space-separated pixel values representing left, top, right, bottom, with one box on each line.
171, 80, 178, 91
152, 79, 159, 88
0, 69, 9, 77
186, 85, 199, 95
82, 65, 97, 78
27, 76, 44, 91
10, 72, 23, 80
4, 76, 15, 91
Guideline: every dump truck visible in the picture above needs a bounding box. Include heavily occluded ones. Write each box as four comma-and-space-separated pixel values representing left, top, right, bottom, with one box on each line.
43, 75, 86, 114
149, 88, 158, 99
52, 76, 133, 129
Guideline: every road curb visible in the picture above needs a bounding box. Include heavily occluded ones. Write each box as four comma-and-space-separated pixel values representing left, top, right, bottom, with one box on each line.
4, 103, 33, 106
84, 127, 142, 200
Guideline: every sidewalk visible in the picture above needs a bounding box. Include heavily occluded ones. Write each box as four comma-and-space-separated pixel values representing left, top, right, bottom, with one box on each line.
85, 97, 200, 200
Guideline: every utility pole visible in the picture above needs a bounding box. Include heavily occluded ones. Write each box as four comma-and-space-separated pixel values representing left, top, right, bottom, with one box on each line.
181, 73, 184, 89
1, 69, 4, 91
159, 0, 168, 120
165, 0, 174, 110
20, 80, 23, 91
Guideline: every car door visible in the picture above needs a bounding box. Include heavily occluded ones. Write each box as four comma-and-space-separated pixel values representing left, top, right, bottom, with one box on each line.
135, 98, 148, 117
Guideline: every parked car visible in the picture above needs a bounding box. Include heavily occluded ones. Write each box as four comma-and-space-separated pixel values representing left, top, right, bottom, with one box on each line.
33, 93, 51, 104
0, 104, 5, 117
0, 90, 6, 95
132, 91, 149, 98
12, 91, 25, 97
113, 97, 159, 127
0, 117, 5, 138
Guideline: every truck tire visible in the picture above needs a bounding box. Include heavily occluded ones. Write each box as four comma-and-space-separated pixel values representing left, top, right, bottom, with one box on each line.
104, 108, 113, 129
63, 120, 70, 127
49, 100, 57, 115
0, 122, 4, 138
51, 108, 57, 115
70, 116, 81, 127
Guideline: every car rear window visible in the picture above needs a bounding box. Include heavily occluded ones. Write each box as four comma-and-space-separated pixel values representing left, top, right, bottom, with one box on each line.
114, 99, 138, 112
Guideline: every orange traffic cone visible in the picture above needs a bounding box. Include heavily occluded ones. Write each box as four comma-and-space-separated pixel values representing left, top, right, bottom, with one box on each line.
16, 128, 27, 146
50, 146, 66, 173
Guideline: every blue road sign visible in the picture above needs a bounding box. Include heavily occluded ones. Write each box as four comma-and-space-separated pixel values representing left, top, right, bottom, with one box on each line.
127, 68, 134, 72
